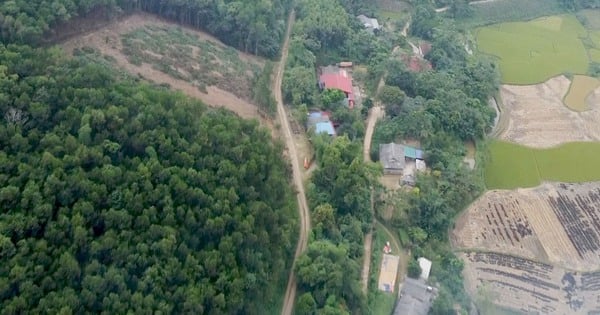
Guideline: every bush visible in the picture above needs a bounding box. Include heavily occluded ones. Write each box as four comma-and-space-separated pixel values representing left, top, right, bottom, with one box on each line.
407, 259, 422, 279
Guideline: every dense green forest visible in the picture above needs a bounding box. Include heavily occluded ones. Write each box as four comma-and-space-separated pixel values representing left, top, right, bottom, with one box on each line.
0, 44, 296, 313
0, 0, 291, 57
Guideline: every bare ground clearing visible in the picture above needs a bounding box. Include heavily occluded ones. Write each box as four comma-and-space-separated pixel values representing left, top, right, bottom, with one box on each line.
498, 75, 600, 148
61, 13, 261, 120
461, 251, 600, 315
454, 182, 600, 313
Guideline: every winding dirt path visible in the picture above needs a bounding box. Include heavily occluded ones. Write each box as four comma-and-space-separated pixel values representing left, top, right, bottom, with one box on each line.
278, 10, 311, 315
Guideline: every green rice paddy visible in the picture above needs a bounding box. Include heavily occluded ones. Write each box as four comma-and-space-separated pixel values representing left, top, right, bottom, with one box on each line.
564, 75, 599, 111
476, 15, 589, 84
485, 141, 600, 189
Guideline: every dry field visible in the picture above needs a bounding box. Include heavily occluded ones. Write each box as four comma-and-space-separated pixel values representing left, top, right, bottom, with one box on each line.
461, 251, 600, 314
378, 254, 400, 293
453, 182, 600, 314
498, 75, 600, 148
564, 75, 600, 112
61, 13, 262, 120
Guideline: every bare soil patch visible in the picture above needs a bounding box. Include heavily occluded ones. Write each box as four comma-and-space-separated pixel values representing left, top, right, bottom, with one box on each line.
454, 182, 600, 313
453, 182, 600, 270
61, 13, 261, 120
498, 75, 600, 148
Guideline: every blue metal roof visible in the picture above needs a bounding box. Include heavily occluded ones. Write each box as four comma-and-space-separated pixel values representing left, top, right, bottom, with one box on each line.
404, 146, 424, 159
315, 121, 335, 136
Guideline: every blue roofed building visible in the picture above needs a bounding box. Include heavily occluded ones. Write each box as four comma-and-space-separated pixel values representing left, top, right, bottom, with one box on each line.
307, 111, 336, 136
315, 121, 336, 136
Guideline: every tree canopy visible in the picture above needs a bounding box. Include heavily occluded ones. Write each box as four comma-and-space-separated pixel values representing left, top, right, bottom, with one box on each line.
1, 0, 291, 58
0, 44, 296, 314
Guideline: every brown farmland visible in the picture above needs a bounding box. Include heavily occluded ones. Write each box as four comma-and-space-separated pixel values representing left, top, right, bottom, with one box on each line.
498, 75, 600, 148
453, 182, 600, 314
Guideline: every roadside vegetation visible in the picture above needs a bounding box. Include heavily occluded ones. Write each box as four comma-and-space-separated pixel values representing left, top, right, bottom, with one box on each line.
485, 141, 600, 189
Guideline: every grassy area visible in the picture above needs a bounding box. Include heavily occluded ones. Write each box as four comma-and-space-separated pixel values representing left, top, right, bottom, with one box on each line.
460, 0, 564, 27
485, 141, 600, 189
367, 223, 399, 315
484, 141, 540, 189
376, 0, 411, 31
564, 75, 600, 111
476, 15, 588, 84
121, 25, 261, 99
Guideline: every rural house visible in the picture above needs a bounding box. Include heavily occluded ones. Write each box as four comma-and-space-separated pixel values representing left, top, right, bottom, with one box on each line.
393, 278, 437, 315
357, 14, 381, 33
379, 143, 425, 174
318, 65, 355, 108
379, 143, 406, 175
306, 111, 336, 136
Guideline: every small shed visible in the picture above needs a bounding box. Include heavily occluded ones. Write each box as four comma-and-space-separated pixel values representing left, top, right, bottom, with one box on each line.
339, 61, 353, 68
357, 14, 381, 32
315, 121, 336, 136
404, 146, 424, 160
379, 143, 405, 174
307, 112, 336, 136
417, 257, 432, 281
416, 159, 426, 172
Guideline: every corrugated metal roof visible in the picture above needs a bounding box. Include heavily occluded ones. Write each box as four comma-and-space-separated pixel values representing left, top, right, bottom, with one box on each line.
393, 278, 434, 315
379, 143, 405, 170
404, 146, 424, 159
315, 121, 335, 136
319, 71, 354, 101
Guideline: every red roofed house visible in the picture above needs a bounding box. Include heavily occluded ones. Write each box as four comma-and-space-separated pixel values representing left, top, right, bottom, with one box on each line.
318, 67, 355, 108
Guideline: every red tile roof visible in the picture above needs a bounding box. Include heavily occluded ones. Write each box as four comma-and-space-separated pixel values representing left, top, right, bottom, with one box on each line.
319, 71, 354, 102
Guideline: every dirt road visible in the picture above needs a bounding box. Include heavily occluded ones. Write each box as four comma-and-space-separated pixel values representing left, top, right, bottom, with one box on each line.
360, 105, 384, 293
363, 106, 383, 163
278, 10, 311, 315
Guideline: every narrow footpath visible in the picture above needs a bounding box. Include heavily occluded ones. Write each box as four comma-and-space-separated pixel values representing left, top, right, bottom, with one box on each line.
277, 10, 312, 315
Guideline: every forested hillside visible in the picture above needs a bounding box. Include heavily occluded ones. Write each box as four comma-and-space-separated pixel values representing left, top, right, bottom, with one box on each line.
0, 45, 296, 313
0, 0, 291, 57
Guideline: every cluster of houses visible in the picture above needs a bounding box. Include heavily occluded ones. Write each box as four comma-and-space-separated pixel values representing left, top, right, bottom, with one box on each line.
307, 62, 356, 137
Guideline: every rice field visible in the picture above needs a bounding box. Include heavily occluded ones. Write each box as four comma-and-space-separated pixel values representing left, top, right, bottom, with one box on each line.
476, 15, 589, 84
484, 141, 600, 189
461, 0, 564, 27
564, 75, 600, 111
